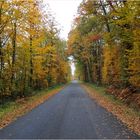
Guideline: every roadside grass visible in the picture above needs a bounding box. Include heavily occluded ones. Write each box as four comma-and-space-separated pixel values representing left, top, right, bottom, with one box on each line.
84, 82, 140, 116
0, 102, 17, 121
85, 83, 124, 105
0, 84, 66, 128
82, 82, 140, 135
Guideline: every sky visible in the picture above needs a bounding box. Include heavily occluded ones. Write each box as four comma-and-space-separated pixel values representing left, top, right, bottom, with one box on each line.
44, 0, 82, 40
44, 0, 82, 76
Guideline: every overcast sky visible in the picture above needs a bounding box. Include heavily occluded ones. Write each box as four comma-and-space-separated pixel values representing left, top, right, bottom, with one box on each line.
44, 0, 82, 40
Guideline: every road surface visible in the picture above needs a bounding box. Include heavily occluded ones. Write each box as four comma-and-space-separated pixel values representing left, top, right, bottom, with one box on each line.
0, 81, 139, 139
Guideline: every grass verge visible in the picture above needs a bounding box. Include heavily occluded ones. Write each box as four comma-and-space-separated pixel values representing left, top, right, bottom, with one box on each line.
0, 84, 66, 129
82, 83, 140, 136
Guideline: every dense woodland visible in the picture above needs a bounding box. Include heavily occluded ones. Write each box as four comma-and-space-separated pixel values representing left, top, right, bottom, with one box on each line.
0, 0, 140, 105
68, 0, 140, 89
0, 0, 71, 103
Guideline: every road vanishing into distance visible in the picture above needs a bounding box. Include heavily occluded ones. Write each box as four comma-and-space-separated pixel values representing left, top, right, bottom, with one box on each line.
0, 81, 139, 139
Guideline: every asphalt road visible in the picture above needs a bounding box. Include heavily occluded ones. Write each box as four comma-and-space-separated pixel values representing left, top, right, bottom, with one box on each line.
0, 81, 139, 139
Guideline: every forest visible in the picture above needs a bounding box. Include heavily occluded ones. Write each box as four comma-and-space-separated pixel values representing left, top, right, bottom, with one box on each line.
0, 0, 71, 103
68, 0, 140, 91
0, 0, 140, 138
0, 0, 140, 106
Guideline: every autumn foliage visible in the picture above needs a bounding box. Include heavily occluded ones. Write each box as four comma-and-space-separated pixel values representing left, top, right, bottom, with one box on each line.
68, 0, 140, 90
0, 0, 70, 103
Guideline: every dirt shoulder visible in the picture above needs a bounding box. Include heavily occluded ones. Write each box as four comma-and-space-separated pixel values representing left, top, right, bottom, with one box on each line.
0, 85, 66, 129
82, 83, 140, 136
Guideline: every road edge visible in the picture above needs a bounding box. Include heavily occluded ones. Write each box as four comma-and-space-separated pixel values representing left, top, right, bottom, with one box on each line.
0, 84, 67, 129
81, 83, 140, 136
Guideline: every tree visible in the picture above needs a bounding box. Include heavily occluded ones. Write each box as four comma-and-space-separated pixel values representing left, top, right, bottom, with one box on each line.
68, 0, 140, 89
0, 0, 70, 103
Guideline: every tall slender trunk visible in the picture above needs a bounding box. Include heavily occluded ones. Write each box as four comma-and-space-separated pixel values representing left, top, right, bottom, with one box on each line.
86, 61, 91, 82
11, 22, 17, 95
29, 36, 33, 88
84, 64, 87, 82
0, 3, 3, 78
0, 35, 2, 77
97, 44, 102, 85
22, 67, 27, 97
21, 55, 26, 97
100, 0, 110, 32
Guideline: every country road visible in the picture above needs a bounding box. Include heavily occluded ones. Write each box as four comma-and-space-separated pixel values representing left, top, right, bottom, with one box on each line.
0, 81, 139, 139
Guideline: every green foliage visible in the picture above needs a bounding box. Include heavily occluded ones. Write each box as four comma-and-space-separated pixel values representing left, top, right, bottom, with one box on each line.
0, 0, 71, 103
68, 0, 140, 89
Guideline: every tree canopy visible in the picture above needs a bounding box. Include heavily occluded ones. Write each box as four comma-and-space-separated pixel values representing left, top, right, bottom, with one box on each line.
0, 0, 71, 102
68, 0, 140, 88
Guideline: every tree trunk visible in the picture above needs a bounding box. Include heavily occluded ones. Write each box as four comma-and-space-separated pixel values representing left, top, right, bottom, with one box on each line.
97, 44, 102, 85
11, 22, 17, 95
0, 3, 3, 78
29, 36, 33, 88
86, 61, 91, 82
100, 0, 110, 32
